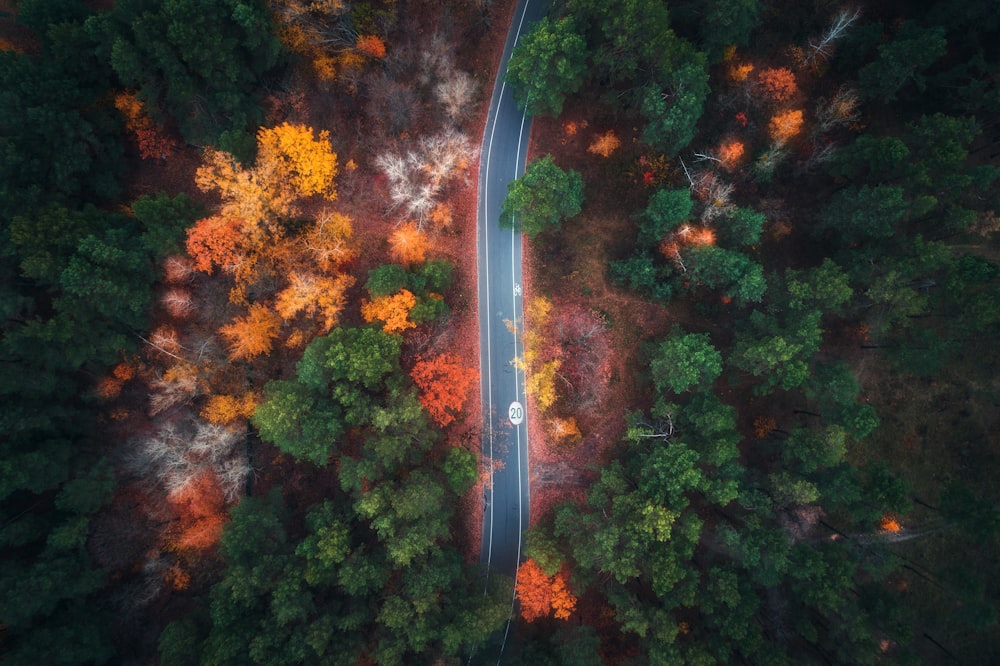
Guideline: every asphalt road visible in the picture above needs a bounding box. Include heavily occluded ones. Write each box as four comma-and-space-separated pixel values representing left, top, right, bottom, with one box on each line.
475, 0, 548, 644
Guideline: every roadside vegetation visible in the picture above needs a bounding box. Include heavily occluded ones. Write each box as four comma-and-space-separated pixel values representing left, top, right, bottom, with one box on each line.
502, 0, 1000, 663
0, 0, 997, 664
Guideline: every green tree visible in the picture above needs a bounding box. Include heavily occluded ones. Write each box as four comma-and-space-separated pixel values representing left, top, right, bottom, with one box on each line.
686, 245, 766, 305
640, 58, 710, 156
132, 192, 204, 260
638, 188, 693, 245
506, 16, 589, 116
718, 206, 766, 247
253, 380, 345, 466
698, 0, 761, 61
500, 155, 583, 236
649, 327, 723, 394
858, 22, 947, 102
86, 0, 282, 143
817, 184, 909, 242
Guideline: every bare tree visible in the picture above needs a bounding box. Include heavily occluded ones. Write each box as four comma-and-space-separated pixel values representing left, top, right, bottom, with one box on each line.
806, 8, 862, 64
814, 86, 861, 135
435, 70, 478, 125
795, 141, 838, 176
376, 130, 478, 226
694, 172, 736, 222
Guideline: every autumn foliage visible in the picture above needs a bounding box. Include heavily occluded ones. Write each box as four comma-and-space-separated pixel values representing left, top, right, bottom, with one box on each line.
587, 130, 621, 158
718, 141, 746, 170
195, 123, 337, 228
547, 416, 582, 447
361, 289, 417, 334
879, 514, 902, 533
202, 393, 258, 425
516, 559, 552, 622
166, 470, 227, 552
389, 222, 430, 266
185, 216, 245, 275
515, 559, 577, 622
114, 91, 179, 160
729, 62, 754, 82
753, 415, 777, 439
550, 569, 578, 620
769, 109, 805, 143
356, 35, 387, 59
410, 354, 478, 426
218, 304, 281, 360
275, 272, 354, 332
757, 68, 799, 102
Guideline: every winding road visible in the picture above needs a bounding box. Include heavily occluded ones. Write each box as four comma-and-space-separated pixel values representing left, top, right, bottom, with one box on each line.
475, 0, 548, 659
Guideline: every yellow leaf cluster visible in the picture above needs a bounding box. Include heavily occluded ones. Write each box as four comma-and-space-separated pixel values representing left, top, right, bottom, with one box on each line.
256, 122, 338, 200
361, 289, 417, 334
525, 359, 561, 411
275, 272, 354, 332
304, 210, 357, 272
769, 109, 805, 144
587, 130, 621, 158
219, 304, 281, 360
729, 62, 754, 82
547, 416, 582, 446
196, 123, 338, 228
201, 392, 259, 425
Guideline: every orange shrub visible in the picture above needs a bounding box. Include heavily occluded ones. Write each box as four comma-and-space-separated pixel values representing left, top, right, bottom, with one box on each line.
879, 514, 902, 533
753, 416, 777, 439
515, 559, 552, 622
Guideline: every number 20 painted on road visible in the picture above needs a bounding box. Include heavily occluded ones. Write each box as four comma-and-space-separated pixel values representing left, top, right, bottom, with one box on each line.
508, 401, 524, 425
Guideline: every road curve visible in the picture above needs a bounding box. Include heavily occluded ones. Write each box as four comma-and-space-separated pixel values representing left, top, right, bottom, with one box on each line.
475, 0, 548, 648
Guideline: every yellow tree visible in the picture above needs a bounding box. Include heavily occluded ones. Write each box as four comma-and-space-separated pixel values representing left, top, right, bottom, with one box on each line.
388, 221, 429, 266
769, 109, 805, 144
192, 124, 343, 303
361, 289, 417, 334
219, 304, 281, 360
303, 210, 357, 273
256, 122, 338, 201
587, 130, 621, 158
275, 272, 355, 332
195, 123, 338, 227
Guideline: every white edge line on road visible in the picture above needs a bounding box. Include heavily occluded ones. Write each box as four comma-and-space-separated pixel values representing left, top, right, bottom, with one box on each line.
481, 0, 533, 586
487, 1, 535, 663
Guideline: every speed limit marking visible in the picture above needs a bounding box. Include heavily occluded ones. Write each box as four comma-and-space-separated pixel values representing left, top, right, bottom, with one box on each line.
508, 401, 524, 426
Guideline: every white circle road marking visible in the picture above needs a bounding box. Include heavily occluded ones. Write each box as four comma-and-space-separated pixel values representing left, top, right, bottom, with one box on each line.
508, 401, 524, 426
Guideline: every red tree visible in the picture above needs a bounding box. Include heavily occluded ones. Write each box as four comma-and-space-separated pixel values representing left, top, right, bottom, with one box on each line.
166, 470, 227, 552
757, 67, 798, 102
515, 559, 552, 622
185, 216, 245, 274
550, 568, 578, 620
410, 353, 478, 426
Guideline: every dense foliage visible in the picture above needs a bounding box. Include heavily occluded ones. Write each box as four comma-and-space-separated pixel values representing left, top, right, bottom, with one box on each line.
2, 0, 999, 663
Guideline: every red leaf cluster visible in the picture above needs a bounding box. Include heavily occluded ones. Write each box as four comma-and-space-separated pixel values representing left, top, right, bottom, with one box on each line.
410, 353, 478, 426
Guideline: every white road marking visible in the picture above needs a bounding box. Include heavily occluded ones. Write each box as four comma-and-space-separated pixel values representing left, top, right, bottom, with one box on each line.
508, 401, 524, 425
473, 0, 536, 662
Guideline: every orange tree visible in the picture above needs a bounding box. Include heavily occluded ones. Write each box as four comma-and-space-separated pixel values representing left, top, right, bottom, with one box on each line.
410, 353, 478, 426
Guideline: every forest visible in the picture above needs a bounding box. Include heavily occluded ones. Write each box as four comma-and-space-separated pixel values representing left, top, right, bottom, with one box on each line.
0, 0, 997, 664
